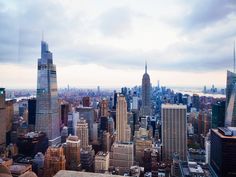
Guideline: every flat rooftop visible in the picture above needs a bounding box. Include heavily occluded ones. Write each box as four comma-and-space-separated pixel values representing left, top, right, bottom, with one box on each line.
55, 170, 123, 177
161, 104, 187, 109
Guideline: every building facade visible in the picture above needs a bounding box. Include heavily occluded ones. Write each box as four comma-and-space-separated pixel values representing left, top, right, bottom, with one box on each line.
210, 128, 236, 177
0, 88, 6, 149
76, 118, 89, 149
65, 135, 81, 170
141, 63, 151, 116
161, 104, 187, 161
35, 41, 60, 145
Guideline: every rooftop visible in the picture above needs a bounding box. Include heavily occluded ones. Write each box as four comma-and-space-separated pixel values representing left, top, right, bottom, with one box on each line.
161, 104, 187, 109
54, 170, 123, 177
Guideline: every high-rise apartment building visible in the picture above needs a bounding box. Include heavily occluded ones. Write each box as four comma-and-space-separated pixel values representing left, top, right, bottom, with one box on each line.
95, 151, 110, 173
116, 95, 130, 142
44, 147, 66, 177
0, 88, 6, 148
210, 127, 236, 177
65, 135, 81, 170
212, 101, 225, 128
110, 142, 134, 175
161, 104, 187, 161
100, 99, 109, 117
35, 41, 60, 145
76, 118, 89, 149
225, 70, 236, 127
141, 63, 151, 116
192, 94, 200, 111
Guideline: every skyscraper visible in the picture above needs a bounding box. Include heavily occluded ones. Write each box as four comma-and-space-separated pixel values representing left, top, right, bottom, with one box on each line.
65, 135, 81, 170
0, 88, 6, 149
225, 70, 236, 127
116, 95, 130, 142
35, 41, 61, 145
141, 62, 151, 116
76, 118, 89, 149
210, 127, 236, 177
225, 42, 236, 127
161, 104, 187, 161
212, 101, 225, 128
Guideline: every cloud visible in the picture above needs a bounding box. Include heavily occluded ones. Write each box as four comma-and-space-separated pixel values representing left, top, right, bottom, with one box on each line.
182, 0, 236, 30
0, 0, 235, 75
98, 7, 133, 37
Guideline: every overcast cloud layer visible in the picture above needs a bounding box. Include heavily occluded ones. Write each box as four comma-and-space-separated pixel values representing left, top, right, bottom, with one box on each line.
0, 0, 236, 88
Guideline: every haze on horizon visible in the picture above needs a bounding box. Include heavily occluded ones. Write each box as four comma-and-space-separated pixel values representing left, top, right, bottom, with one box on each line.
0, 0, 236, 89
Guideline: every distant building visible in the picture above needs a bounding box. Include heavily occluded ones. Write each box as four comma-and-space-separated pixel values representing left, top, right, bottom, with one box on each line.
110, 142, 134, 175
76, 107, 95, 141
192, 94, 200, 111
35, 41, 61, 145
80, 146, 94, 172
135, 138, 152, 166
17, 132, 48, 157
64, 135, 81, 171
162, 104, 187, 161
212, 101, 225, 128
210, 127, 236, 177
0, 88, 6, 149
60, 102, 69, 129
82, 97, 90, 107
141, 63, 151, 116
95, 151, 109, 173
44, 147, 66, 177
76, 118, 89, 150
28, 98, 36, 131
100, 99, 109, 117
116, 95, 130, 142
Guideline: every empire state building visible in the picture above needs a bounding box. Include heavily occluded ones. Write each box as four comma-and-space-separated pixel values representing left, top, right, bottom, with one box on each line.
141, 62, 151, 116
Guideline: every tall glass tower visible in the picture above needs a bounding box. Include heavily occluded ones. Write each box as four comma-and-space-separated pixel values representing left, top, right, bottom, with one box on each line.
141, 62, 151, 116
35, 41, 60, 145
225, 70, 236, 127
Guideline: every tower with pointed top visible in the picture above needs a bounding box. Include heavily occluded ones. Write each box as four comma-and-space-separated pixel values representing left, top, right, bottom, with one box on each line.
225, 42, 236, 127
141, 62, 152, 116
35, 40, 61, 145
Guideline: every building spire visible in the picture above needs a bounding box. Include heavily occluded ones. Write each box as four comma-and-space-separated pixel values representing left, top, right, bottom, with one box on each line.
145, 60, 147, 73
234, 40, 235, 73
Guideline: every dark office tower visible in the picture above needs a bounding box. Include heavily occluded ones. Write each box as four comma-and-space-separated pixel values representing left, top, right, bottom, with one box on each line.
0, 88, 6, 149
210, 127, 236, 177
60, 103, 69, 128
113, 90, 117, 110
192, 94, 200, 111
225, 70, 236, 127
100, 116, 108, 132
82, 96, 90, 107
35, 40, 61, 145
28, 98, 36, 130
100, 99, 109, 117
212, 101, 225, 128
141, 62, 152, 116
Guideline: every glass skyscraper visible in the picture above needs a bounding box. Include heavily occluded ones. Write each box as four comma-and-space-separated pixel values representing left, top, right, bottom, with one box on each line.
35, 40, 60, 145
225, 70, 236, 127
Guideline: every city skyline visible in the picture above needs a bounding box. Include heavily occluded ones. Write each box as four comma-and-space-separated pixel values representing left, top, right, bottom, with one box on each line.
0, 0, 236, 89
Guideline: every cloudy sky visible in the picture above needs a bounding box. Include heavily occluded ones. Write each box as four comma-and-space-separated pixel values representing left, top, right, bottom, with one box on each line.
0, 0, 236, 89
